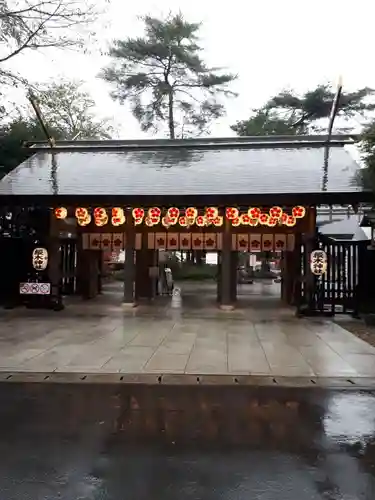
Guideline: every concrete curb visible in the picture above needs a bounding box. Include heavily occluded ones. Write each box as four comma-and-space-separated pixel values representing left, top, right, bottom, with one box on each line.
0, 371, 375, 389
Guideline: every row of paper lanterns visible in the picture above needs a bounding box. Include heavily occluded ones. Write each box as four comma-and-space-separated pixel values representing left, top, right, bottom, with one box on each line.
54, 205, 306, 228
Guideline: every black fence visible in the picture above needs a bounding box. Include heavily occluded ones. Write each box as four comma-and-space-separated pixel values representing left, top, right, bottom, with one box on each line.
59, 239, 77, 296
299, 234, 375, 316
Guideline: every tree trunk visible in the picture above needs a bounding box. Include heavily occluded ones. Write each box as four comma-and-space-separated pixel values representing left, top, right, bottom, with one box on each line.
168, 92, 175, 139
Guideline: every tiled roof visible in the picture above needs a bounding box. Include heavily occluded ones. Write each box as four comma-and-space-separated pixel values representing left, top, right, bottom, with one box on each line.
0, 136, 369, 202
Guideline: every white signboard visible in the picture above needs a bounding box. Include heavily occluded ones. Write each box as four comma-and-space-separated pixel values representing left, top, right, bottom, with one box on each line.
19, 283, 51, 295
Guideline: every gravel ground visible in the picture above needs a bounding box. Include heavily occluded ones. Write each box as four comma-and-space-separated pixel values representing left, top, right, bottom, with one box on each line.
336, 319, 375, 348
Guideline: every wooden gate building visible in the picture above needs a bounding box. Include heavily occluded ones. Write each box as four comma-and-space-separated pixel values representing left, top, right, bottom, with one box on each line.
0, 135, 372, 314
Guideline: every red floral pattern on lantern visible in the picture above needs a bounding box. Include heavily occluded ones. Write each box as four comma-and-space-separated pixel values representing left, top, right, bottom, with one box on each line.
167, 207, 180, 219
248, 207, 261, 219
95, 216, 108, 227
132, 208, 144, 220
111, 207, 125, 226
267, 217, 278, 227
259, 213, 269, 224
75, 207, 88, 219
281, 213, 288, 224
269, 206, 283, 218
134, 218, 143, 225
249, 218, 259, 226
77, 214, 91, 226
94, 207, 106, 219
292, 205, 306, 218
286, 216, 296, 227
212, 216, 223, 226
226, 207, 239, 220
162, 216, 171, 227
55, 207, 67, 219
205, 207, 218, 220
231, 217, 241, 227
185, 207, 198, 219
196, 215, 206, 227
151, 216, 160, 225
94, 207, 108, 227
240, 214, 251, 225
148, 207, 161, 218
179, 216, 188, 227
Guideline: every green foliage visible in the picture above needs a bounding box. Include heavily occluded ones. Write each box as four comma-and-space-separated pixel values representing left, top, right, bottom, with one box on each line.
173, 262, 217, 281
232, 84, 375, 136
231, 108, 303, 136
0, 80, 112, 176
0, 118, 64, 176
101, 12, 237, 138
359, 120, 375, 194
33, 80, 113, 139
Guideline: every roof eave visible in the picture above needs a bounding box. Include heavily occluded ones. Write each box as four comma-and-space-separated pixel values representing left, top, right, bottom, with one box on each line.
24, 134, 360, 152
0, 190, 371, 207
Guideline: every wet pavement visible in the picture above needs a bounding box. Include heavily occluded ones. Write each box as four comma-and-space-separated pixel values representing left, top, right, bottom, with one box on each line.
0, 383, 375, 499
1, 282, 375, 379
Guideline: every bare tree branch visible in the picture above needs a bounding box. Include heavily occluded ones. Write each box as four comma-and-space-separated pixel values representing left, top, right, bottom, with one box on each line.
0, 0, 104, 82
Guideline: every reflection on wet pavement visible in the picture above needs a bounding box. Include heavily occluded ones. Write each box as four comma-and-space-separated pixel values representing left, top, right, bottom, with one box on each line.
0, 384, 374, 499
1, 282, 375, 378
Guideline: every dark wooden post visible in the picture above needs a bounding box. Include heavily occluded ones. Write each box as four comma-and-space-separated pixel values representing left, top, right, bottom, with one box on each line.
216, 251, 222, 303
76, 233, 84, 296
219, 215, 234, 310
230, 251, 238, 303
280, 251, 286, 301
48, 209, 63, 309
123, 209, 136, 306
298, 207, 317, 313
135, 232, 154, 300
304, 233, 316, 312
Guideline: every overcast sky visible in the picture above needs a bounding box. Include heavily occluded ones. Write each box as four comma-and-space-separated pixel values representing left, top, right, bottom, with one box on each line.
6, 0, 375, 138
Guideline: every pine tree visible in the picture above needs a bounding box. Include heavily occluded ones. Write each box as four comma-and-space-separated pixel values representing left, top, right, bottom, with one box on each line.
101, 13, 237, 138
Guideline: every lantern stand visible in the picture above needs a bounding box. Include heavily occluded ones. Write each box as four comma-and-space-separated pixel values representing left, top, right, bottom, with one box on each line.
22, 244, 64, 310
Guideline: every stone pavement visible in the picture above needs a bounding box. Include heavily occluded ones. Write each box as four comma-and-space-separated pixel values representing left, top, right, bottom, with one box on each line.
0, 302, 375, 378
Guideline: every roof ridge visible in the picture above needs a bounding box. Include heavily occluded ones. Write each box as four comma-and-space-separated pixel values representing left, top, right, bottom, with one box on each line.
25, 134, 359, 151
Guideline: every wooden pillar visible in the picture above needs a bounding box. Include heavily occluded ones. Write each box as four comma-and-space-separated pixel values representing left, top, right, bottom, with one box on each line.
48, 210, 64, 309
123, 211, 136, 306
292, 207, 317, 313
230, 251, 238, 303
304, 233, 316, 311
98, 250, 103, 294
135, 248, 154, 300
290, 232, 303, 306
216, 252, 222, 303
283, 248, 297, 305
135, 231, 159, 300
78, 250, 99, 299
219, 217, 234, 310
76, 234, 84, 296
305, 207, 317, 312
280, 251, 286, 301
